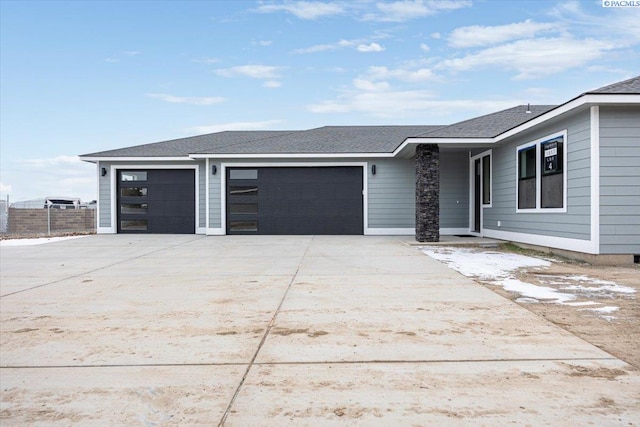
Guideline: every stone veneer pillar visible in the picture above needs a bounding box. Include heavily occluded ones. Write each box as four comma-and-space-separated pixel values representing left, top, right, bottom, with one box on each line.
415, 144, 440, 242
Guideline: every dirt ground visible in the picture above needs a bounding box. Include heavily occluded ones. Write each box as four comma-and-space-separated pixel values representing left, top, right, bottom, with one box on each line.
477, 248, 640, 369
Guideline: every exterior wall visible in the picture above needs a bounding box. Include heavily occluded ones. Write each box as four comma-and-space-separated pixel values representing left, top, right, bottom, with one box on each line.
440, 150, 469, 230
97, 160, 205, 232
483, 109, 592, 241
599, 106, 640, 254
8, 207, 95, 234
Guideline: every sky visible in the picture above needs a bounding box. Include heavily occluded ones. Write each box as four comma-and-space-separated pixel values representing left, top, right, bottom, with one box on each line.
1, 0, 639, 203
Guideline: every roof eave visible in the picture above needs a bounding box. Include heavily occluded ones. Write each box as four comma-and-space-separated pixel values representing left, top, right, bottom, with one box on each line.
399, 93, 640, 153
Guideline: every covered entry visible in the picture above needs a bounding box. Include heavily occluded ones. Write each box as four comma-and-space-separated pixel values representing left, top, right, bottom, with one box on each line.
226, 166, 363, 235
117, 169, 195, 233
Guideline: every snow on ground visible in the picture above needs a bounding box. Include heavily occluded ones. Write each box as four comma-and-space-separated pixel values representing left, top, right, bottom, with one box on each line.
0, 235, 87, 247
421, 246, 635, 320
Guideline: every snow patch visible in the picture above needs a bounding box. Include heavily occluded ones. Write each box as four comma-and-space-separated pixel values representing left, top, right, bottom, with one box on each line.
421, 246, 635, 317
0, 235, 87, 247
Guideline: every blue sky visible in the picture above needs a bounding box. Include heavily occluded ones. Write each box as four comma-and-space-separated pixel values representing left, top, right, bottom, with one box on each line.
1, 0, 639, 203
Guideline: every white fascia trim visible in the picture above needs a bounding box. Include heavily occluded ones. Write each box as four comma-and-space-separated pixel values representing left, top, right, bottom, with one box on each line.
96, 161, 102, 232
220, 161, 369, 235
483, 228, 596, 254
590, 106, 601, 254
191, 153, 390, 159
81, 156, 193, 162
205, 158, 210, 230
108, 164, 201, 234
440, 228, 470, 235
206, 228, 225, 236
365, 228, 414, 235
398, 94, 640, 152
497, 94, 639, 142
97, 227, 115, 234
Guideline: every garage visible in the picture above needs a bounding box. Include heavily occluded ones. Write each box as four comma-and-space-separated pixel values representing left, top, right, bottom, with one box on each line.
226, 167, 363, 235
117, 169, 195, 233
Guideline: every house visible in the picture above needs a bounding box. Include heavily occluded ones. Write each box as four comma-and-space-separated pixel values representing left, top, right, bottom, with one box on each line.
80, 76, 640, 262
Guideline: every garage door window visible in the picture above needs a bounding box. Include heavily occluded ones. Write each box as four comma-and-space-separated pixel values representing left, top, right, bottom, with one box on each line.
121, 203, 148, 214
121, 187, 147, 197
229, 186, 257, 196
121, 171, 147, 181
229, 220, 258, 231
229, 203, 258, 214
230, 169, 258, 180
121, 219, 147, 231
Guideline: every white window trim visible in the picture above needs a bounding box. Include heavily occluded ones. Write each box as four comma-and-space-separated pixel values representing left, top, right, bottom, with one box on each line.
468, 149, 493, 234
515, 130, 568, 213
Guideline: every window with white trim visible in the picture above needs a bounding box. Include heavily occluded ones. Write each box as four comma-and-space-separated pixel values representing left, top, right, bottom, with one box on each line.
516, 131, 567, 212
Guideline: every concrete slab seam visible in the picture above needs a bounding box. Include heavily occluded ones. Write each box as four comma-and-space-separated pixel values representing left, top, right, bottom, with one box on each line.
217, 236, 314, 427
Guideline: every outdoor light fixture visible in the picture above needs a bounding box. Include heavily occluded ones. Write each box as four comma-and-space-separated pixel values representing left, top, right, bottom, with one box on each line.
101, 167, 107, 176
371, 164, 377, 175
211, 165, 217, 175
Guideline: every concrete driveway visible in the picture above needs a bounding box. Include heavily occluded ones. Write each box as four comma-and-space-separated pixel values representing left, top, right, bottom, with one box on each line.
1, 235, 638, 426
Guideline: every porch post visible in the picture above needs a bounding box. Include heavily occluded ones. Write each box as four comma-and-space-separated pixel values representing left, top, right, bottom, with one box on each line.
415, 144, 440, 242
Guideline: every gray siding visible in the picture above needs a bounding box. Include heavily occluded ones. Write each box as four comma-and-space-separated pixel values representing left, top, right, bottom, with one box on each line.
440, 150, 469, 229
599, 106, 640, 254
368, 158, 415, 228
97, 160, 205, 231
209, 161, 222, 228
483, 109, 591, 240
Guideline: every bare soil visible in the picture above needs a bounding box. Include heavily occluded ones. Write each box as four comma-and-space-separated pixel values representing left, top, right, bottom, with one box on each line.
479, 247, 640, 369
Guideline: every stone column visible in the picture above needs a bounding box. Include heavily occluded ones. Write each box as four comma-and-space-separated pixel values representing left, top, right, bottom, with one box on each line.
415, 144, 440, 242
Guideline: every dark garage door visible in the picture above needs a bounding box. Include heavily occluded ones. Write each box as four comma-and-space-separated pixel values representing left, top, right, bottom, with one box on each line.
226, 167, 363, 235
117, 169, 195, 233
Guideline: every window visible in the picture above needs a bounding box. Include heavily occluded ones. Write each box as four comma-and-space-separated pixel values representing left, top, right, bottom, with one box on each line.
229, 186, 257, 196
121, 220, 147, 231
121, 171, 147, 181
482, 155, 491, 205
229, 220, 258, 232
121, 203, 148, 214
230, 169, 258, 180
516, 132, 567, 212
120, 187, 147, 197
229, 203, 258, 214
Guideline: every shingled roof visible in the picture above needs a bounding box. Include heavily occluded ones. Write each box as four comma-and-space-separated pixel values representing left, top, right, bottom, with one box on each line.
81, 126, 442, 157
415, 105, 556, 139
586, 75, 640, 94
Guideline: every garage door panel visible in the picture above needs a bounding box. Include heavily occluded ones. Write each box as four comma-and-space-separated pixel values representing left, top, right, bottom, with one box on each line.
227, 167, 363, 235
118, 169, 195, 234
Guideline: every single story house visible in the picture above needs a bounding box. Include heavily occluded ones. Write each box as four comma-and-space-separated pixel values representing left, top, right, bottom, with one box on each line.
80, 76, 640, 261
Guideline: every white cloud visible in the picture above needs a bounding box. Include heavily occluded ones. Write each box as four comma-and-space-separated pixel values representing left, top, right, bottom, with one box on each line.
146, 93, 226, 105
431, 32, 441, 39
307, 88, 514, 118
420, 43, 430, 52
438, 37, 614, 79
365, 65, 437, 83
215, 65, 283, 79
263, 80, 282, 88
188, 120, 284, 134
124, 50, 140, 56
20, 155, 83, 167
293, 39, 355, 54
192, 57, 219, 64
368, 0, 472, 22
357, 42, 385, 52
353, 79, 390, 91
252, 39, 273, 46
448, 19, 559, 48
255, 1, 344, 19
104, 58, 119, 63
